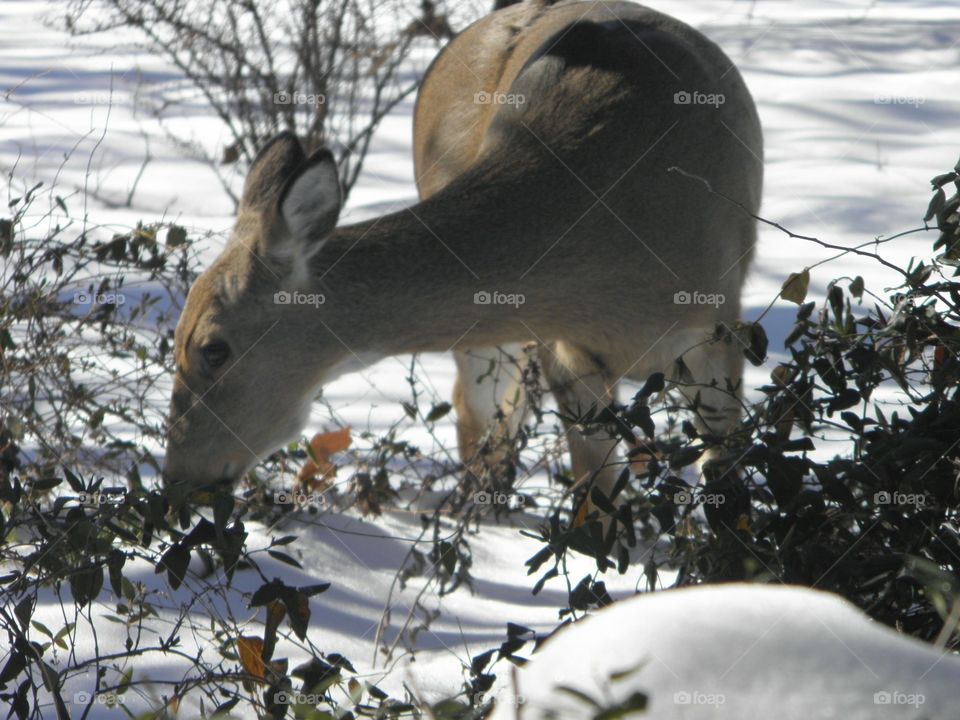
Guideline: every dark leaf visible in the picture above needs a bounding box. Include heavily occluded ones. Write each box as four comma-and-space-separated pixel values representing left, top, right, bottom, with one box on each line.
157, 545, 190, 590
267, 550, 303, 569
425, 402, 452, 422
70, 565, 104, 606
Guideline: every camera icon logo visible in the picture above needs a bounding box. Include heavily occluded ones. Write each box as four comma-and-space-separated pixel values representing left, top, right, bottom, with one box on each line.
674, 491, 692, 505
274, 92, 292, 105
673, 290, 691, 305
674, 90, 691, 104
73, 291, 91, 304
874, 491, 891, 504
874, 691, 892, 705
474, 91, 491, 104
475, 491, 491, 505
474, 290, 492, 305
274, 291, 292, 305
674, 691, 691, 704
73, 691, 91, 705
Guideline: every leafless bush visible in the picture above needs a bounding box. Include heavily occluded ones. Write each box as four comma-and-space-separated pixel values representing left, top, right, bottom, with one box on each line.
60, 0, 454, 204
0, 163, 199, 484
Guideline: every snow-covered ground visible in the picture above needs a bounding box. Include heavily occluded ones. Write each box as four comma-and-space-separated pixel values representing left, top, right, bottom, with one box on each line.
2, 0, 959, 717
491, 584, 960, 720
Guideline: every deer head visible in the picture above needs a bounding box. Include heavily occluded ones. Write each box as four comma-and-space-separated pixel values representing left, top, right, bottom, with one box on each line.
163, 133, 347, 489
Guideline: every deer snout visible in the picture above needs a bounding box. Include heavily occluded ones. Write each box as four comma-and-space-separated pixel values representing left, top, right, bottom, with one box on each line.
163, 385, 242, 489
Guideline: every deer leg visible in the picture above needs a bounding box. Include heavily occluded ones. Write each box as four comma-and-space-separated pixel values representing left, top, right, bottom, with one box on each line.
452, 345, 532, 484
539, 343, 622, 515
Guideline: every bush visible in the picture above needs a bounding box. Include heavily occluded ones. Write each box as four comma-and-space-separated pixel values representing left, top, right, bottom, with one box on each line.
60, 0, 454, 203
3, 131, 959, 714
518, 157, 960, 645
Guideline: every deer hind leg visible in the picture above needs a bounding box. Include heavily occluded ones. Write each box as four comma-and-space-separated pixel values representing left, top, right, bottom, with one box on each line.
452, 344, 533, 482
539, 343, 622, 511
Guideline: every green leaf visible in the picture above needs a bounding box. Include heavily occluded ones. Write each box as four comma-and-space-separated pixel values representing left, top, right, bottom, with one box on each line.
268, 550, 303, 569
743, 322, 768, 367
849, 275, 864, 299
117, 666, 133, 693
157, 544, 190, 590
426, 402, 452, 422
250, 580, 286, 607
88, 407, 106, 429
108, 549, 126, 598
30, 476, 62, 491
637, 372, 665, 399
166, 225, 188, 247
14, 597, 34, 629
286, 590, 311, 641
299, 583, 331, 597
63, 467, 84, 493
433, 541, 457, 575
53, 624, 75, 645
70, 565, 104, 606
925, 187, 946, 222
30, 621, 52, 638
0, 218, 12, 257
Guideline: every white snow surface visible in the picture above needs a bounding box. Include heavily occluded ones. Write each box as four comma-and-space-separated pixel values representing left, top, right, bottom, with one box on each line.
2, 0, 960, 717
490, 583, 960, 720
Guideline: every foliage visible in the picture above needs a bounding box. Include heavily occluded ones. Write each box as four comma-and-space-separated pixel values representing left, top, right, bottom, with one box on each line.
0, 176, 193, 485
3, 64, 960, 712
516, 157, 960, 646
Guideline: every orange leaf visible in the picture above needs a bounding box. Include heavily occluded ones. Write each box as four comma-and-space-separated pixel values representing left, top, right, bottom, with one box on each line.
297, 427, 352, 490
934, 344, 948, 368
572, 500, 590, 528
237, 636, 266, 680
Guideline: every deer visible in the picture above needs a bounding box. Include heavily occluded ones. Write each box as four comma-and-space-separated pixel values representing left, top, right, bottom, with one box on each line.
162, 0, 763, 519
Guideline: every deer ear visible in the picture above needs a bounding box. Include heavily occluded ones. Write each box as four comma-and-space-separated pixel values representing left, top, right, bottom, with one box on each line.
278, 148, 342, 243
241, 132, 307, 212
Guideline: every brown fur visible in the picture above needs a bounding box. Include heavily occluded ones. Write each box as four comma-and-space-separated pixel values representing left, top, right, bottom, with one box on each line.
163, 1, 763, 498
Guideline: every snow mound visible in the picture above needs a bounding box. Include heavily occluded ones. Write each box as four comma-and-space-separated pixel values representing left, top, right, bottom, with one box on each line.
490, 583, 959, 719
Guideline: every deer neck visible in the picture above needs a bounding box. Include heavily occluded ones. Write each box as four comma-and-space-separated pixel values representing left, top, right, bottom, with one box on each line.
309, 161, 585, 358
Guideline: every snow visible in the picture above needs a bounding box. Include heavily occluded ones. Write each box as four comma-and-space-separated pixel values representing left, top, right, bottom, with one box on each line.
2, 0, 959, 717
489, 583, 960, 720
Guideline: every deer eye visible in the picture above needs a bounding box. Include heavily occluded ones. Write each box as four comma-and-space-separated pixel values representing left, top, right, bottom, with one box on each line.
202, 341, 231, 369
